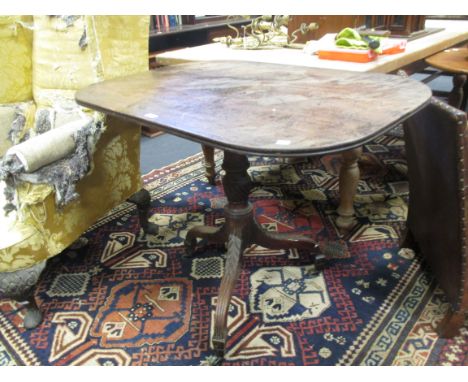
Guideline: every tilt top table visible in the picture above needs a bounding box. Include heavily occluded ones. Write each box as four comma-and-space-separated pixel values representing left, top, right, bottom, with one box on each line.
76, 61, 431, 357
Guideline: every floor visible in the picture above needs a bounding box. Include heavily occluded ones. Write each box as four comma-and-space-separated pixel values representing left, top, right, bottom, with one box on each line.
140, 133, 201, 174
139, 72, 456, 173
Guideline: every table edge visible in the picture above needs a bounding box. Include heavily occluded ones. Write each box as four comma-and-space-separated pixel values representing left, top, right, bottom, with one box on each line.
76, 95, 432, 157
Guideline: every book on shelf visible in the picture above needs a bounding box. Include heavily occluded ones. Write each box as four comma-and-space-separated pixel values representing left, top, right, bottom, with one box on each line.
168, 15, 176, 27
151, 15, 185, 33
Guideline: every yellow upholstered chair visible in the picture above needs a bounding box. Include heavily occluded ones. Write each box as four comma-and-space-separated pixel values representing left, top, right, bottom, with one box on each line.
0, 16, 156, 329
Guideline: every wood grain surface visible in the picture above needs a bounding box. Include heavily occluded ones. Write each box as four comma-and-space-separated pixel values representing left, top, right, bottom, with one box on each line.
76, 61, 431, 156
426, 47, 468, 74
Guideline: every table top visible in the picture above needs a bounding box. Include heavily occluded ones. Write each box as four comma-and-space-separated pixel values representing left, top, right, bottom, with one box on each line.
76, 61, 431, 157
426, 47, 468, 74
155, 20, 468, 74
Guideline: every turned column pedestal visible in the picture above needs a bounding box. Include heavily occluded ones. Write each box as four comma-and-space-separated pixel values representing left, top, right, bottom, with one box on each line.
184, 151, 324, 357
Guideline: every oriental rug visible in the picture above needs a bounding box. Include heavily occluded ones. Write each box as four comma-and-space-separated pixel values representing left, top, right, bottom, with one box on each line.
1, 134, 467, 366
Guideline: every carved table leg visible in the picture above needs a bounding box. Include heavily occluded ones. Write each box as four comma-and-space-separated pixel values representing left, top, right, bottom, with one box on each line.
202, 145, 216, 185
128, 188, 159, 235
185, 150, 323, 358
448, 74, 467, 110
0, 261, 46, 329
184, 225, 228, 258
336, 147, 363, 230
437, 307, 465, 338
213, 221, 250, 355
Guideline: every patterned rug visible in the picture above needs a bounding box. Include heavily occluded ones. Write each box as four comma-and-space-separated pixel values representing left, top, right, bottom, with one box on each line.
1, 133, 467, 366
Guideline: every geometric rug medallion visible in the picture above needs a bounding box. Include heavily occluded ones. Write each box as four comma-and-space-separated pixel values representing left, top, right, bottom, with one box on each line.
0, 133, 467, 365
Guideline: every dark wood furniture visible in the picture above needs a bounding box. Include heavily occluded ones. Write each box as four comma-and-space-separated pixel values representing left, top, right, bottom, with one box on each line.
403, 98, 468, 337
287, 15, 426, 43
76, 61, 431, 358
425, 47, 468, 110
365, 16, 426, 37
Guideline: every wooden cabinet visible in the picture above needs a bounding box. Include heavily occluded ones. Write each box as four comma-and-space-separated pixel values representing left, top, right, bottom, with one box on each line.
365, 15, 426, 36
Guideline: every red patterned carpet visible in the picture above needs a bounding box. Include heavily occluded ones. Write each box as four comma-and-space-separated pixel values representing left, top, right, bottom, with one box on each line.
1, 134, 467, 365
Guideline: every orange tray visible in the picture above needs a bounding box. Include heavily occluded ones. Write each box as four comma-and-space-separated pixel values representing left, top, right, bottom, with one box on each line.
318, 48, 378, 63
381, 40, 407, 55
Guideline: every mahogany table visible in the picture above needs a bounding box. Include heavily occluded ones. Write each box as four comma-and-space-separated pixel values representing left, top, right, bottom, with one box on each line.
76, 61, 431, 357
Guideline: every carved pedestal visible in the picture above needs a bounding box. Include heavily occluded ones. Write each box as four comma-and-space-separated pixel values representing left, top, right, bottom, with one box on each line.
184, 151, 325, 358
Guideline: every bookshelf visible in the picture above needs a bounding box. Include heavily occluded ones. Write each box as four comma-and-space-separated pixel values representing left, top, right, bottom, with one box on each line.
148, 15, 253, 68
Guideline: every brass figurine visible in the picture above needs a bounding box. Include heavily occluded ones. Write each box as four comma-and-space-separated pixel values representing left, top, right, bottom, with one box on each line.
214, 15, 318, 50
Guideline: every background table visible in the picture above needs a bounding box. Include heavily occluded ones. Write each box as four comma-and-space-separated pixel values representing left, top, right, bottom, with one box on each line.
426, 46, 468, 110
76, 61, 432, 357
155, 19, 468, 74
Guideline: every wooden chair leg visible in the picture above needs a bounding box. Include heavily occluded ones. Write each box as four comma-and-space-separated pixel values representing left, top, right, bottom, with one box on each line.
202, 145, 216, 185
128, 188, 159, 235
461, 77, 468, 111
448, 74, 467, 109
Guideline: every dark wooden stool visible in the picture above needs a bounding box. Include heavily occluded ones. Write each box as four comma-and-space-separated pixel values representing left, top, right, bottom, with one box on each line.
425, 47, 468, 111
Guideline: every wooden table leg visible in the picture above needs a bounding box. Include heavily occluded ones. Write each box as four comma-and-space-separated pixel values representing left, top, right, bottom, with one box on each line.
201, 145, 216, 185
448, 74, 467, 109
185, 150, 323, 358
336, 147, 363, 230
212, 213, 250, 355
462, 77, 468, 111
184, 225, 228, 257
